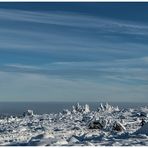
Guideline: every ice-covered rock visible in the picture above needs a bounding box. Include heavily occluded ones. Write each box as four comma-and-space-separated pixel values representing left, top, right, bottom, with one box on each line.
134, 122, 148, 135
23, 110, 34, 117
88, 117, 107, 129
112, 121, 126, 132
140, 112, 148, 117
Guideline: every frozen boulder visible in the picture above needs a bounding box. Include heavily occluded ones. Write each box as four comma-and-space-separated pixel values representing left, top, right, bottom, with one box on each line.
88, 120, 102, 129
113, 121, 126, 132
23, 110, 34, 117
134, 122, 148, 135
88, 118, 107, 129
140, 112, 148, 117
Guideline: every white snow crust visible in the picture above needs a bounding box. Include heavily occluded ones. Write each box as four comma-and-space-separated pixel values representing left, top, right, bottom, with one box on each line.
0, 102, 147, 146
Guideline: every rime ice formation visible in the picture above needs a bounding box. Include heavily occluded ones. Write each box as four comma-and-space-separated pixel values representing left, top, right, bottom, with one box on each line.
72, 103, 90, 113
0, 102, 148, 146
98, 102, 119, 112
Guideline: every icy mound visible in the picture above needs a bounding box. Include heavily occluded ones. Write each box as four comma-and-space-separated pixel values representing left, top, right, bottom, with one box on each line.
135, 122, 148, 135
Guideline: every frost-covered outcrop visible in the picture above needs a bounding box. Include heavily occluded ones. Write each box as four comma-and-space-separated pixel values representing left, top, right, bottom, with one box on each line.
88, 117, 107, 129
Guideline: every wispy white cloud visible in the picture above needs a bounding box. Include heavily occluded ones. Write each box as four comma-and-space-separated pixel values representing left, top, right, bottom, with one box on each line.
2, 55, 148, 84
5, 64, 43, 70
0, 9, 148, 36
0, 8, 148, 58
0, 70, 147, 102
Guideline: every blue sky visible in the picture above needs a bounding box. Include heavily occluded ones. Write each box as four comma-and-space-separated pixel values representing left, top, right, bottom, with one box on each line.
0, 2, 148, 102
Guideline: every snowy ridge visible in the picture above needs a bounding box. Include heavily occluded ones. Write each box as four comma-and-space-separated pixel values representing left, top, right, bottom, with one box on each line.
0, 102, 148, 146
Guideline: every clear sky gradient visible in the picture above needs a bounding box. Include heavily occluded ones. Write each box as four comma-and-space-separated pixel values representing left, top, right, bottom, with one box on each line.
0, 2, 148, 102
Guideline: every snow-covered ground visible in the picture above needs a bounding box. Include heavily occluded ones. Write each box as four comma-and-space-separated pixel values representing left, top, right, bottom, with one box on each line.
0, 103, 148, 146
